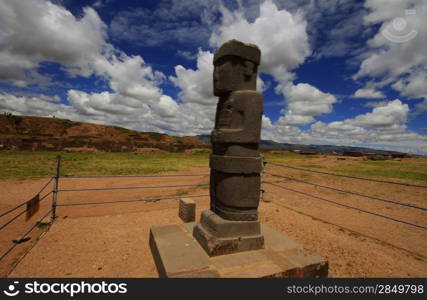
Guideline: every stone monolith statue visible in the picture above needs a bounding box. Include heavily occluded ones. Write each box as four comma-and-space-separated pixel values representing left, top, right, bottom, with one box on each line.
193, 39, 264, 256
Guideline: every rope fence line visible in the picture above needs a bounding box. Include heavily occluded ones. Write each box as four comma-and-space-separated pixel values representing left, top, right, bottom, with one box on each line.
0, 159, 210, 263
263, 181, 427, 230
0, 208, 53, 262
0, 209, 27, 232
269, 198, 427, 261
267, 161, 427, 189
36, 176, 54, 195
265, 172, 427, 211
62, 174, 209, 179
57, 194, 209, 207
0, 177, 54, 219
2, 154, 425, 264
0, 153, 212, 263
0, 191, 52, 232
58, 183, 209, 193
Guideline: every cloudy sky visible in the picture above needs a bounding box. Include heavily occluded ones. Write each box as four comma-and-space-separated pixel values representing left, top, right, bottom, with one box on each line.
0, 0, 426, 154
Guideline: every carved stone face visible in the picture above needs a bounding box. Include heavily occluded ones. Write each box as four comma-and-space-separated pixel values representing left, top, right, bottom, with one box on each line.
213, 57, 236, 96
213, 56, 257, 96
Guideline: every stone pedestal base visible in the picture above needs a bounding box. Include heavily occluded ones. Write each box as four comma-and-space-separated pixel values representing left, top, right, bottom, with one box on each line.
193, 210, 264, 256
149, 223, 328, 278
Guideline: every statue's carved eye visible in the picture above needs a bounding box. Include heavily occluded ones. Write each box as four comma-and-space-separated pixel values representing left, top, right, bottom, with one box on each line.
226, 105, 232, 109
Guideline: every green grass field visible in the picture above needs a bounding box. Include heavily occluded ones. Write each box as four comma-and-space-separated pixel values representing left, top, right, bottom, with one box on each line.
332, 160, 427, 183
263, 151, 308, 163
0, 151, 426, 183
0, 150, 300, 179
264, 152, 427, 183
0, 151, 209, 179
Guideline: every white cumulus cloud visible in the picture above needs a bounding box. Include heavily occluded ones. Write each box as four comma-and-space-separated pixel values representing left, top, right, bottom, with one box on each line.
278, 83, 337, 125
307, 99, 427, 153
0, 0, 108, 81
210, 0, 310, 81
0, 0, 426, 155
354, 0, 427, 114
353, 88, 386, 99
208, 0, 337, 126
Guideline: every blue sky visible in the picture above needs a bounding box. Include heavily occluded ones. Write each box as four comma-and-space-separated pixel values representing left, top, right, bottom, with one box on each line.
0, 0, 426, 154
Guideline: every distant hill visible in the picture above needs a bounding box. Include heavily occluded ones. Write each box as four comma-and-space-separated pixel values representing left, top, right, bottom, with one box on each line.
0, 114, 207, 152
194, 135, 410, 156
259, 140, 407, 155
0, 114, 413, 156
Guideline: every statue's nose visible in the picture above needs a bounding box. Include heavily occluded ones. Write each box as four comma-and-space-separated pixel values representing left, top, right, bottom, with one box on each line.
214, 70, 220, 81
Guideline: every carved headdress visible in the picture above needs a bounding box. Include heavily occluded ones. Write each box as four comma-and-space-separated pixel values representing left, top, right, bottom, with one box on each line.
213, 39, 261, 66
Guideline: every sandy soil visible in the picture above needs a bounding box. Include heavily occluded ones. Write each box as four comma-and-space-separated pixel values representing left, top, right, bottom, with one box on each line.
1, 160, 426, 277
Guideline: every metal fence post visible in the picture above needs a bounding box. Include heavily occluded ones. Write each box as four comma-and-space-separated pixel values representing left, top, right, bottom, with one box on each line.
51, 154, 61, 222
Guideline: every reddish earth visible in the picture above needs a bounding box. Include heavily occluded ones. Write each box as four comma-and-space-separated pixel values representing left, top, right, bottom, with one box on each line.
0, 114, 207, 152
0, 164, 426, 277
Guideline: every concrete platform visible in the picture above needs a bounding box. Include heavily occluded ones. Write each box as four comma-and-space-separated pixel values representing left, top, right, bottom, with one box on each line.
149, 223, 328, 278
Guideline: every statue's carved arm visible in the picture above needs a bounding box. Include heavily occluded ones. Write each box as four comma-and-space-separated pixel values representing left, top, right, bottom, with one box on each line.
212, 91, 263, 144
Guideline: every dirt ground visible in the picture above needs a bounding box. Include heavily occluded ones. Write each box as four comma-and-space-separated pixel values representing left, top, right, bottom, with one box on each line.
1, 158, 426, 277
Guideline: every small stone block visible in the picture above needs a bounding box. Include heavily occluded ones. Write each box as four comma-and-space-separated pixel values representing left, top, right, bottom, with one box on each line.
179, 198, 196, 222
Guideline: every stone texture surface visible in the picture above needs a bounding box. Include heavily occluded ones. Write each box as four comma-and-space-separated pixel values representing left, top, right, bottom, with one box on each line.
149, 224, 220, 278
198, 210, 261, 238
193, 210, 264, 256
150, 223, 328, 278
178, 198, 196, 223
208, 40, 264, 223
213, 40, 261, 66
191, 39, 266, 255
